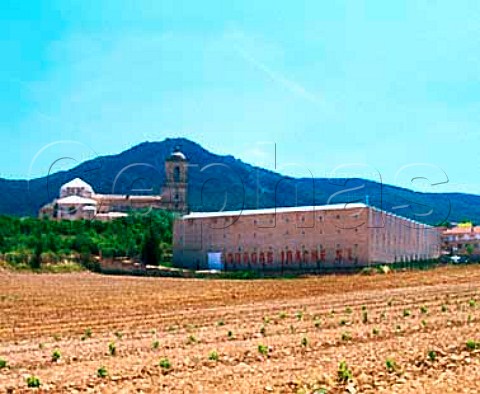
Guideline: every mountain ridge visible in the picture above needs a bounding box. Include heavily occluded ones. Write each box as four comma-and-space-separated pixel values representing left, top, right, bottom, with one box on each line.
0, 137, 479, 225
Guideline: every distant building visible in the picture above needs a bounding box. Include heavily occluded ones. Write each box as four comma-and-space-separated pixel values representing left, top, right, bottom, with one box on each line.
39, 147, 189, 220
442, 223, 480, 255
173, 203, 441, 270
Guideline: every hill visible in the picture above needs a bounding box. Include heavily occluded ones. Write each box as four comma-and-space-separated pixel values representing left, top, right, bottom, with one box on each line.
0, 137, 479, 225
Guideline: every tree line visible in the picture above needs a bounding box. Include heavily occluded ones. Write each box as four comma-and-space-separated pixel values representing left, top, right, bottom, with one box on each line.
0, 211, 174, 270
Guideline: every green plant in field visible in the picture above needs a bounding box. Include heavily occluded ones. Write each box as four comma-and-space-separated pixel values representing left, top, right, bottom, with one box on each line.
208, 350, 219, 361
227, 330, 233, 339
295, 311, 303, 320
337, 360, 352, 383
26, 375, 41, 388
152, 340, 160, 350
380, 311, 386, 319
372, 327, 379, 335
420, 305, 428, 314
362, 310, 368, 324
114, 331, 123, 339
263, 316, 270, 324
385, 358, 398, 373
159, 357, 172, 370
314, 319, 321, 328
468, 314, 473, 324
260, 326, 266, 336
97, 366, 108, 378
217, 320, 225, 326
341, 331, 352, 341
339, 319, 347, 326
187, 334, 197, 344
466, 339, 480, 350
258, 344, 269, 356
301, 337, 309, 347
345, 307, 352, 314
427, 350, 437, 362
51, 349, 61, 362
469, 299, 476, 308
279, 311, 287, 319
403, 309, 411, 318
362, 305, 367, 311
421, 319, 427, 327
441, 304, 448, 312
0, 358, 7, 369
108, 341, 117, 356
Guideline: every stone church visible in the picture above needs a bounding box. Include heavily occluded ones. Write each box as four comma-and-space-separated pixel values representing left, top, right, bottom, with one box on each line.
39, 147, 189, 221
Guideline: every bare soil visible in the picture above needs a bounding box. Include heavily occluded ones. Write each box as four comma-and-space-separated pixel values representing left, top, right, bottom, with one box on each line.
1, 266, 480, 393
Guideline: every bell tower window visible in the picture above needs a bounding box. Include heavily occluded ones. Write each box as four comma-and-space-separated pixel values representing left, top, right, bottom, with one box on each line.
174, 166, 180, 182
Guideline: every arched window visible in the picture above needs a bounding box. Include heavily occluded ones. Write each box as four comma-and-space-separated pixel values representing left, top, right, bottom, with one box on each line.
174, 166, 181, 182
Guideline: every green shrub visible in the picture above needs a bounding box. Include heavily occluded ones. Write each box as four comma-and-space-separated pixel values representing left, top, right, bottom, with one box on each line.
0, 358, 7, 369
108, 341, 117, 356
420, 305, 428, 314
403, 309, 411, 317
159, 357, 172, 370
337, 361, 352, 383
314, 319, 321, 328
385, 358, 398, 373
260, 326, 266, 336
341, 331, 352, 341
301, 337, 308, 347
217, 320, 225, 326
52, 349, 61, 362
362, 310, 368, 324
258, 344, 269, 356
97, 366, 108, 378
295, 311, 303, 320
84, 328, 92, 339
441, 304, 448, 312
345, 307, 352, 314
279, 311, 287, 319
208, 350, 219, 361
372, 327, 379, 335
469, 299, 476, 308
427, 350, 437, 362
26, 375, 41, 388
152, 340, 160, 349
466, 339, 480, 350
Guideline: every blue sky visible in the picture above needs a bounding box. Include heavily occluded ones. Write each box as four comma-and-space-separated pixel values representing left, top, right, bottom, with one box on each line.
2, 1, 480, 194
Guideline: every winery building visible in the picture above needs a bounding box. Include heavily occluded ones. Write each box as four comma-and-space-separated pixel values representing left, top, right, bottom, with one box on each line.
173, 203, 441, 271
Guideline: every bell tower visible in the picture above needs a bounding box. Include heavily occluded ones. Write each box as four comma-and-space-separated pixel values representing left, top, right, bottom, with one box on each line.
162, 146, 189, 213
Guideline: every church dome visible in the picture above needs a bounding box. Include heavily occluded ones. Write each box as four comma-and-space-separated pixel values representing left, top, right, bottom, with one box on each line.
167, 147, 187, 161
60, 178, 94, 198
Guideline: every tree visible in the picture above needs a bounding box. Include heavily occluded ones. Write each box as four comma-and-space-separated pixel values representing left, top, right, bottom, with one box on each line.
466, 244, 474, 256
141, 225, 162, 266
30, 236, 43, 270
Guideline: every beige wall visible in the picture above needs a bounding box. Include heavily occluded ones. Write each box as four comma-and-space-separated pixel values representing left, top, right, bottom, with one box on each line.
173, 206, 441, 271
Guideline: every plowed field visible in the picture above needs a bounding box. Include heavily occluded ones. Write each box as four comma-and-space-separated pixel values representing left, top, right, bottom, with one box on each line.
1, 266, 480, 393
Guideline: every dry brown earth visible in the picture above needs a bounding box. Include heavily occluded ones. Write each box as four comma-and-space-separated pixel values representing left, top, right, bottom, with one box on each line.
1, 266, 480, 393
